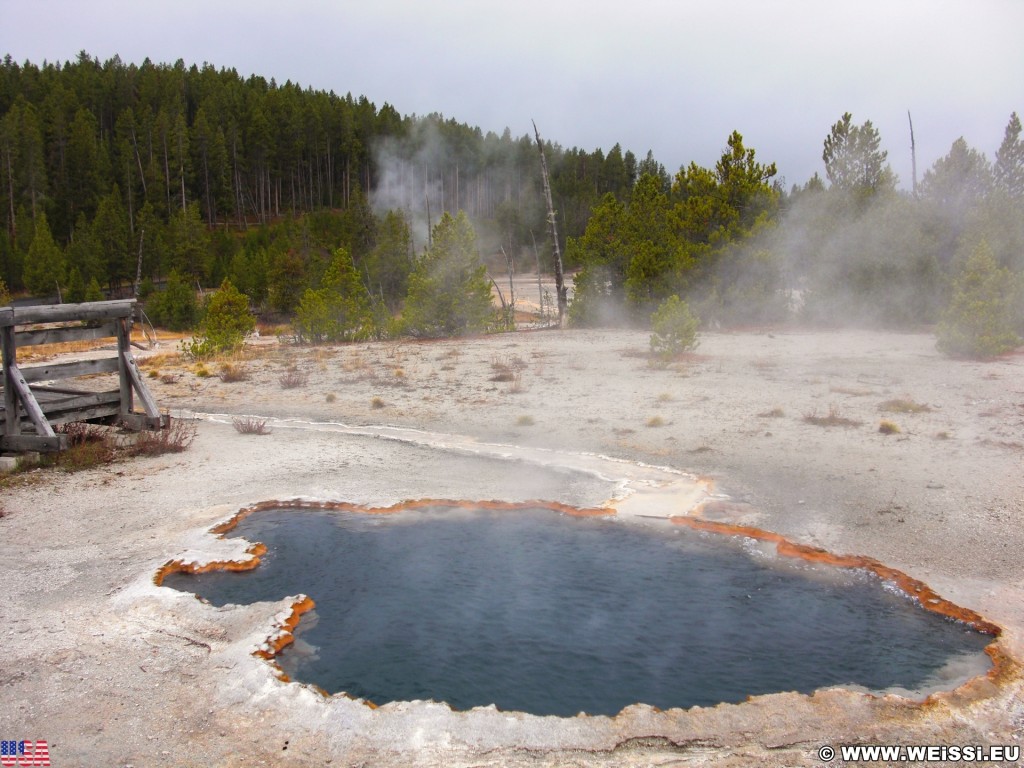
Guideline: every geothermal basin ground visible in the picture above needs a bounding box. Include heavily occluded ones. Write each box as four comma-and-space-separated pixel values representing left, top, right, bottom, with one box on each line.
1, 327, 1023, 767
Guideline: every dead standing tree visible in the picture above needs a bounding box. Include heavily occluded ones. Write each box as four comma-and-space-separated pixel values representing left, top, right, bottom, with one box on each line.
532, 120, 568, 326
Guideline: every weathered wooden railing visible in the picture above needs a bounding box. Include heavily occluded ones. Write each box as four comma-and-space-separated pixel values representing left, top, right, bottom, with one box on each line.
0, 300, 165, 452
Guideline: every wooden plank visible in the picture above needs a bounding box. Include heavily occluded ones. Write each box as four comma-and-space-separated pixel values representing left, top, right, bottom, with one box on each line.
39, 390, 121, 414
0, 433, 68, 452
28, 384, 94, 396
7, 402, 123, 430
121, 347, 160, 419
116, 318, 133, 416
118, 412, 166, 430
6, 362, 55, 436
2, 325, 17, 436
49, 403, 122, 426
16, 322, 118, 347
19, 356, 120, 383
1, 300, 135, 327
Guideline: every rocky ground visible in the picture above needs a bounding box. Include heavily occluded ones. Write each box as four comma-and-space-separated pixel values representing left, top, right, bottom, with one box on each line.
1, 327, 1022, 766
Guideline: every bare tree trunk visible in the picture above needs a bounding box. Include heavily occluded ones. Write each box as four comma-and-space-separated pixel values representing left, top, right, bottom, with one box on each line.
532, 120, 567, 325
501, 245, 516, 321
4, 147, 15, 241
908, 111, 918, 197
134, 228, 145, 297
130, 124, 147, 196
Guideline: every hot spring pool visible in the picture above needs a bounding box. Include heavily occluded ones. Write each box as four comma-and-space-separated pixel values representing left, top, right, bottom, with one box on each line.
162, 505, 993, 716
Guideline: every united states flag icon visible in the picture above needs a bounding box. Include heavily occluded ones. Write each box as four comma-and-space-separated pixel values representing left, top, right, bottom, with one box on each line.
0, 740, 50, 767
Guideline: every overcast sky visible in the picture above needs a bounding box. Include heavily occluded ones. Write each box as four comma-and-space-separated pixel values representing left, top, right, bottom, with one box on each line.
2, 0, 1021, 189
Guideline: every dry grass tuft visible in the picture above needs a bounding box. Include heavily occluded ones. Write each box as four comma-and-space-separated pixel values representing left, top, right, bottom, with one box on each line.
232, 416, 271, 435
51, 422, 117, 470
758, 406, 785, 418
279, 369, 308, 389
878, 419, 901, 435
218, 363, 251, 383
803, 403, 862, 428
371, 396, 386, 409
490, 354, 527, 382
516, 414, 535, 427
129, 418, 197, 456
326, 393, 337, 403
646, 415, 666, 428
879, 397, 932, 414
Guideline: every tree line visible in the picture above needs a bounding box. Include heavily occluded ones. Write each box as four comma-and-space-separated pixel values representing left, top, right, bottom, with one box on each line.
0, 51, 640, 306
1, 53, 1021, 354
568, 112, 1023, 355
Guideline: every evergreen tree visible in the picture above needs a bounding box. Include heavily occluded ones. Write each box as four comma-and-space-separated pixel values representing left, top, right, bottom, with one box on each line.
994, 112, 1024, 200
822, 112, 897, 199
401, 211, 493, 337
295, 247, 373, 343
146, 270, 198, 330
168, 201, 209, 279
365, 209, 412, 310
91, 185, 130, 286
185, 278, 255, 357
65, 265, 86, 303
936, 240, 1020, 358
23, 211, 65, 296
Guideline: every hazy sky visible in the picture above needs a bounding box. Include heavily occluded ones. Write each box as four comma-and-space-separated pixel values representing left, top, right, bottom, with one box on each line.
2, 0, 1021, 188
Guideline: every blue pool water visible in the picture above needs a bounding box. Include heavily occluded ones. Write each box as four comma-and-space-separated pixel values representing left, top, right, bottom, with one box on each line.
163, 506, 991, 716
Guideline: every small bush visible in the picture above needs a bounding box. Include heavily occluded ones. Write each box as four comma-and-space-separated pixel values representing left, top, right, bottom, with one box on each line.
650, 295, 699, 358
129, 418, 197, 456
371, 396, 386, 409
803, 403, 862, 428
218, 363, 251, 383
279, 370, 308, 389
184, 279, 256, 359
516, 415, 535, 427
646, 415, 666, 428
145, 271, 198, 331
326, 393, 337, 403
232, 416, 271, 435
879, 420, 901, 434
879, 398, 931, 414
53, 423, 116, 471
758, 406, 785, 418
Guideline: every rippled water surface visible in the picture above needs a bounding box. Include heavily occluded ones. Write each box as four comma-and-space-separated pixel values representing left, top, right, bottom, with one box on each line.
163, 507, 991, 715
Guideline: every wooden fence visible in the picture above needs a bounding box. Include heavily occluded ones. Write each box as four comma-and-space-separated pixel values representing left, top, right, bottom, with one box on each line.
0, 300, 165, 452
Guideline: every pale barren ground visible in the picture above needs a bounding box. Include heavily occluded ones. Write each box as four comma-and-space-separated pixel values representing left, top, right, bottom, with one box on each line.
1, 326, 1023, 767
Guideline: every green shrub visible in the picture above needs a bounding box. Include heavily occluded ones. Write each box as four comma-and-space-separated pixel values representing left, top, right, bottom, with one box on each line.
65, 267, 86, 303
936, 240, 1021, 358
400, 212, 494, 338
294, 248, 374, 343
84, 276, 105, 303
649, 295, 700, 358
184, 279, 255, 359
146, 271, 198, 331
